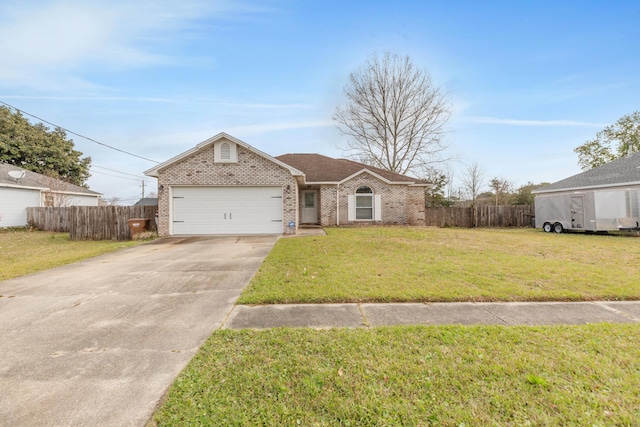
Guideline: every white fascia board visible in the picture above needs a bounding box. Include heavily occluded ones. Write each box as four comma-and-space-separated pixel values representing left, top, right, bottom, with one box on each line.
337, 168, 419, 186
532, 180, 640, 194
144, 132, 305, 178
0, 182, 47, 191
48, 189, 102, 197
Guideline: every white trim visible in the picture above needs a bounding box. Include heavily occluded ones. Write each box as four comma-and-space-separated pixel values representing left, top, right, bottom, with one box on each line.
0, 182, 101, 198
0, 182, 47, 191
374, 194, 382, 221
533, 180, 640, 194
310, 181, 427, 187
347, 194, 355, 221
338, 169, 414, 185
336, 183, 340, 226
144, 132, 305, 178
46, 189, 101, 198
214, 140, 238, 163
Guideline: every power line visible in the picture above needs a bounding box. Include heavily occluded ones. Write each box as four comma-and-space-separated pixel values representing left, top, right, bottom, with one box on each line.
90, 169, 153, 182
0, 100, 160, 164
92, 164, 147, 179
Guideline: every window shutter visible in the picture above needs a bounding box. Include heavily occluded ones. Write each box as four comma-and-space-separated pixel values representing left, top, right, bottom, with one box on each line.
347, 194, 355, 221
374, 194, 382, 221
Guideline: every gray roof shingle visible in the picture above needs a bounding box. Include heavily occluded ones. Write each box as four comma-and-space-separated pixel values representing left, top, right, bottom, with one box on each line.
0, 162, 101, 195
535, 151, 640, 193
276, 153, 427, 184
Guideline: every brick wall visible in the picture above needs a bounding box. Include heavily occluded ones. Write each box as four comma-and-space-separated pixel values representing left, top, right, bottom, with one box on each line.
318, 172, 426, 226
156, 141, 298, 236
319, 185, 337, 226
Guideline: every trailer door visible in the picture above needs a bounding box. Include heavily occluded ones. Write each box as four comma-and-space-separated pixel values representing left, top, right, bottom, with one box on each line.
570, 196, 584, 229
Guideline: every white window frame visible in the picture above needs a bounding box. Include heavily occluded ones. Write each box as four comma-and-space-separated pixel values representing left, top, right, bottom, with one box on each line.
214, 140, 238, 163
348, 186, 382, 221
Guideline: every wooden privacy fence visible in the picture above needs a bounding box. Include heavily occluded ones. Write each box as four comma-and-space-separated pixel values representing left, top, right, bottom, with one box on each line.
27, 206, 158, 240
26, 206, 72, 232
425, 205, 535, 228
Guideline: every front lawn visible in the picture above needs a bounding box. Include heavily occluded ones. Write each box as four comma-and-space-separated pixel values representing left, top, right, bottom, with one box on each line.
154, 324, 640, 426
238, 227, 640, 304
0, 229, 140, 282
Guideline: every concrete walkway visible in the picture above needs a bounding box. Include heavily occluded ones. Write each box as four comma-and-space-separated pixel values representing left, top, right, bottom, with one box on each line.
224, 301, 640, 329
0, 235, 278, 427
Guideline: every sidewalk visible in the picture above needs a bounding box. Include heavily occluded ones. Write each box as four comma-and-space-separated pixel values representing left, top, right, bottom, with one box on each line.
224, 301, 640, 329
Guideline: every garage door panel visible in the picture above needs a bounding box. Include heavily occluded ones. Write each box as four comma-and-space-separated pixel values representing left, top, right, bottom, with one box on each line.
172, 186, 283, 235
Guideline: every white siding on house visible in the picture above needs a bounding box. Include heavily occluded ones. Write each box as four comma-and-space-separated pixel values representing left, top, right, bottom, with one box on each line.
0, 187, 41, 227
67, 194, 99, 206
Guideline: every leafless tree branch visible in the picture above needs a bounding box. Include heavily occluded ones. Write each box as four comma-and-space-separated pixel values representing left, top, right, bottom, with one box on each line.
333, 52, 451, 176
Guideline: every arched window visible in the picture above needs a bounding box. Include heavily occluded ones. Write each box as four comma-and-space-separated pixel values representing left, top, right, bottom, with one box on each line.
214, 140, 238, 163
355, 186, 373, 220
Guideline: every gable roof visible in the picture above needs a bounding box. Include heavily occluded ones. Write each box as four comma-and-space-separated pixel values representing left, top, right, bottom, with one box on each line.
533, 151, 640, 194
144, 132, 305, 178
276, 153, 428, 185
133, 197, 158, 206
0, 162, 101, 196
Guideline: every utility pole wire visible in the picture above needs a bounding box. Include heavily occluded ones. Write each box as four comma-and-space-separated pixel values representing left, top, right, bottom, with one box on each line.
0, 100, 160, 164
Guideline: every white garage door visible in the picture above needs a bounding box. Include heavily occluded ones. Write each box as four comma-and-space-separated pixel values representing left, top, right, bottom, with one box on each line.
171, 186, 283, 235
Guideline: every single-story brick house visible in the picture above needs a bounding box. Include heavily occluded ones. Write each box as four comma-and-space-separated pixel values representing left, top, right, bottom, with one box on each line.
144, 133, 428, 236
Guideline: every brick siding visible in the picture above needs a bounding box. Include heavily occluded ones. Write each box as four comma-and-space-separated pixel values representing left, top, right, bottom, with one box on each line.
316, 172, 425, 226
156, 141, 298, 236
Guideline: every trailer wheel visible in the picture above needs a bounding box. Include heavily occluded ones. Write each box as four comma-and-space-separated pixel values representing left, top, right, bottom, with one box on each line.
543, 222, 552, 233
553, 222, 564, 233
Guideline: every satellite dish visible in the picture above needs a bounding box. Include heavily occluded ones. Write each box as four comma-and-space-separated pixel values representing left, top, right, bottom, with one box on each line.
8, 170, 26, 181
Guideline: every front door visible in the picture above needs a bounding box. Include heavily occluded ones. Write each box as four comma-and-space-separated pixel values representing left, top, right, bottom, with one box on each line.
570, 196, 584, 229
301, 190, 318, 224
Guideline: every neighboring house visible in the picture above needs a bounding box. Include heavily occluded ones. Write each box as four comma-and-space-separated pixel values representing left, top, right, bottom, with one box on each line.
532, 151, 640, 232
144, 132, 428, 236
133, 197, 158, 206
0, 162, 101, 228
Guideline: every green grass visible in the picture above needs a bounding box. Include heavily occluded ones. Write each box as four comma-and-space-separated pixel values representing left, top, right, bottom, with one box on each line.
154, 324, 640, 426
0, 229, 140, 281
238, 227, 640, 304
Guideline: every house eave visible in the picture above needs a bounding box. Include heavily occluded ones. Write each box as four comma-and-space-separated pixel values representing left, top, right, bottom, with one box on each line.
144, 132, 305, 178
533, 180, 640, 194
301, 180, 426, 186
336, 168, 423, 186
0, 182, 47, 191
47, 189, 102, 197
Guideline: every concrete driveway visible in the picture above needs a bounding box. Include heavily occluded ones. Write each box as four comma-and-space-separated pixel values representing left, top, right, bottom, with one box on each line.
0, 235, 278, 427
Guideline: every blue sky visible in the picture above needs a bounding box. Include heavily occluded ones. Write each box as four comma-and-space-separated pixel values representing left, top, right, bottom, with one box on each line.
1, 0, 638, 202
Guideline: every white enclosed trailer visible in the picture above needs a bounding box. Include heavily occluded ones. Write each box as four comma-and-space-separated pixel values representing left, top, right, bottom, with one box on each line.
532, 151, 640, 233
534, 189, 640, 233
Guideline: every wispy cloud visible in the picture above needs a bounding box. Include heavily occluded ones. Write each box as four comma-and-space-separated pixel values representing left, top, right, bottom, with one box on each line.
0, 0, 266, 91
461, 116, 605, 127
0, 95, 315, 110
0, 95, 179, 103
226, 120, 334, 135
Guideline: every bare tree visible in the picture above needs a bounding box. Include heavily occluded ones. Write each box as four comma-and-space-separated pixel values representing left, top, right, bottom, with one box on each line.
333, 52, 451, 176
460, 161, 485, 207
42, 176, 74, 207
489, 177, 512, 206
